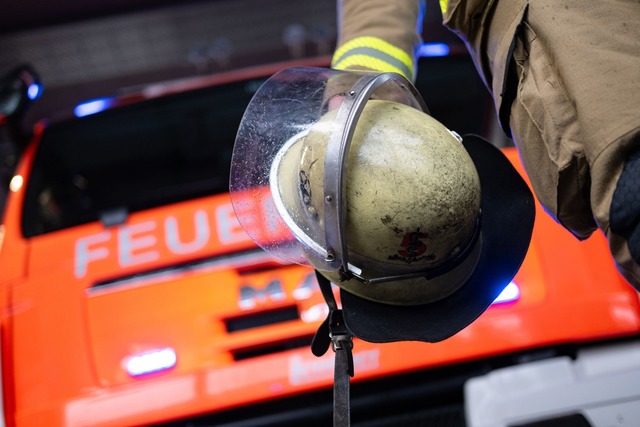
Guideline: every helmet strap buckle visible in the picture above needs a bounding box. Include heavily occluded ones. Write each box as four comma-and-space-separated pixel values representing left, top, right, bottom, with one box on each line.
311, 270, 354, 426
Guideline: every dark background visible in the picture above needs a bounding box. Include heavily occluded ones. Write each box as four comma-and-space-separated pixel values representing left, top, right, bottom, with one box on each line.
0, 0, 503, 133
0, 0, 509, 215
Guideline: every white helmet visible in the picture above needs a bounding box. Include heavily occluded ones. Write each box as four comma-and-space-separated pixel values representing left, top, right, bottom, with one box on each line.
230, 67, 534, 343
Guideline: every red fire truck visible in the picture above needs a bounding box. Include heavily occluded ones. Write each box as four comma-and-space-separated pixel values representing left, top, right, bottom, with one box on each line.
0, 56, 638, 427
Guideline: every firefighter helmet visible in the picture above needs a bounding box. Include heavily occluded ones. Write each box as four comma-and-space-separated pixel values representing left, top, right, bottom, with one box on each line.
230, 67, 534, 343
270, 98, 482, 305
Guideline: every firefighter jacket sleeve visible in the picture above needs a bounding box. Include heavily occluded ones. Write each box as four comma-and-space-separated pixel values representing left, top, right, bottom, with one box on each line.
332, 0, 426, 82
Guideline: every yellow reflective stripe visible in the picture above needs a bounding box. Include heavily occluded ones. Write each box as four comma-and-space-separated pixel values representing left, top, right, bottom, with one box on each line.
332, 36, 414, 81
440, 0, 448, 14
332, 54, 410, 79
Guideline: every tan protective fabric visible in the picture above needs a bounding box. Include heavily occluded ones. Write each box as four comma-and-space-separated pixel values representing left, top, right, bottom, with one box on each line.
504, 0, 640, 286
335, 0, 640, 288
333, 0, 423, 80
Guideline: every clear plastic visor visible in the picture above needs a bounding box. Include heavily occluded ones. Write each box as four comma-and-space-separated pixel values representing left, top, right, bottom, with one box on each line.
229, 66, 427, 271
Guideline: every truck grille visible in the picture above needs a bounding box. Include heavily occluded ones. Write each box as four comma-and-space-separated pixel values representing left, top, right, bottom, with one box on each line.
232, 335, 314, 361
224, 306, 299, 332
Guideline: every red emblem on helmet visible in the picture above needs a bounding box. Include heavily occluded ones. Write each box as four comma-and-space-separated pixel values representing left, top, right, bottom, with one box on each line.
398, 230, 429, 257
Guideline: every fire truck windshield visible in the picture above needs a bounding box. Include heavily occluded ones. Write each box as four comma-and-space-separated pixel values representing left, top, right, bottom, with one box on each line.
21, 79, 262, 237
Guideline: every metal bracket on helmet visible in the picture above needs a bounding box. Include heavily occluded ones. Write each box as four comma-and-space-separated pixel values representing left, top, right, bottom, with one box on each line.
322, 72, 428, 278
347, 215, 482, 285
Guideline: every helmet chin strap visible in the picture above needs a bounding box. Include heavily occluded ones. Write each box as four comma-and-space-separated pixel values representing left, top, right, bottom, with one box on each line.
311, 270, 354, 427
311, 73, 429, 426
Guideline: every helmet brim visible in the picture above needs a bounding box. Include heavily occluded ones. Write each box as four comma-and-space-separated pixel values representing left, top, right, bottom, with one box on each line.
339, 134, 535, 343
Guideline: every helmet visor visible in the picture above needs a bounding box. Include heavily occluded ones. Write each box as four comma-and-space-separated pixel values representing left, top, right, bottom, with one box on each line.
230, 66, 427, 270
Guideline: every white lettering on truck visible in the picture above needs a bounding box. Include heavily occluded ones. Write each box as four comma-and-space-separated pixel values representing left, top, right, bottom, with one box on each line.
165, 209, 210, 254
74, 232, 110, 278
74, 203, 251, 279
118, 220, 159, 267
